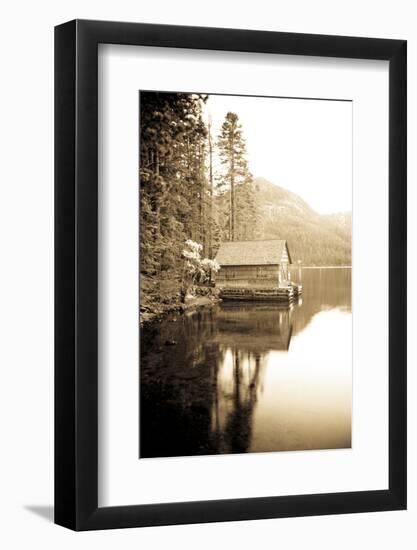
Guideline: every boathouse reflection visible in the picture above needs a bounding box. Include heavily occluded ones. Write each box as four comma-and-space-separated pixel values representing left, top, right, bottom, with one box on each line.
208, 305, 294, 454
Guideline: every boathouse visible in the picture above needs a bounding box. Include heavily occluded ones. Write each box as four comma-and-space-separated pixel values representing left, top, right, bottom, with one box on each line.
215, 239, 292, 289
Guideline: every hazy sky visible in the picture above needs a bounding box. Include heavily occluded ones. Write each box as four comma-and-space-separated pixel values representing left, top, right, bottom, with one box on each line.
203, 94, 352, 215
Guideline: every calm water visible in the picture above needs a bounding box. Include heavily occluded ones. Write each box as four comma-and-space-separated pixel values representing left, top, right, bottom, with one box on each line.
140, 268, 352, 458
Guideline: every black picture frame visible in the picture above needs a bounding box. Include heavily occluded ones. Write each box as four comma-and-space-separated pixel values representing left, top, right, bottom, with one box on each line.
55, 19, 407, 531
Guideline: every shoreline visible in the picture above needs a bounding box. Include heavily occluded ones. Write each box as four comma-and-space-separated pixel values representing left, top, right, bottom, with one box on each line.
140, 266, 351, 325
140, 295, 220, 326
294, 265, 352, 269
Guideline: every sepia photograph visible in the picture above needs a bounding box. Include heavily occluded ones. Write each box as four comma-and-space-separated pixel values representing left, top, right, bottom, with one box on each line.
139, 91, 352, 459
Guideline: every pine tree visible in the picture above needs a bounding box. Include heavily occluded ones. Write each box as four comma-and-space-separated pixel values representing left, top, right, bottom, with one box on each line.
217, 112, 258, 241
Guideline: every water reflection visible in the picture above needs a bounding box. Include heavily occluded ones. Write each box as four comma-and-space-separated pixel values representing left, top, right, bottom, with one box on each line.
140, 268, 352, 458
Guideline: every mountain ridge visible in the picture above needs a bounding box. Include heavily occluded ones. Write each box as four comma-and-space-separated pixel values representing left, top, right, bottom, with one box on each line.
254, 177, 351, 266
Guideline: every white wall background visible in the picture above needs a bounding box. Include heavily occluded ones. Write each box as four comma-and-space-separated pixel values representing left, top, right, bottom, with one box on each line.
0, 1, 414, 548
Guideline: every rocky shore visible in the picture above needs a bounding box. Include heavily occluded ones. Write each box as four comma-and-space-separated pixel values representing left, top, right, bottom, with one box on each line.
140, 288, 220, 326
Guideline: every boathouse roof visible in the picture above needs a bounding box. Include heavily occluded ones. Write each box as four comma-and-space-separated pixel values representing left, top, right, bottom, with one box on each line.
215, 239, 292, 266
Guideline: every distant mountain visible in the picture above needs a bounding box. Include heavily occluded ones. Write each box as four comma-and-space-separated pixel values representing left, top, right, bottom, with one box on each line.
323, 211, 352, 233
255, 177, 351, 266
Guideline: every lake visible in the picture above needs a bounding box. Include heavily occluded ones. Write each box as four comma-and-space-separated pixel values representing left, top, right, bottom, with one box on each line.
140, 267, 352, 458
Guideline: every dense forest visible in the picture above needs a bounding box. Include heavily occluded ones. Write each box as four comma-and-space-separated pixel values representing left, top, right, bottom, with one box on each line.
139, 92, 258, 314
139, 92, 351, 316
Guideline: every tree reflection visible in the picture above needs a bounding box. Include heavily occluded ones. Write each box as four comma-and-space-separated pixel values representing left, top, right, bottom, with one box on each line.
140, 305, 294, 457
210, 350, 263, 453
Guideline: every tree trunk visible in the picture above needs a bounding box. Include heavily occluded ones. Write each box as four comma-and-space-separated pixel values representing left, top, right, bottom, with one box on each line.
230, 121, 235, 241
208, 120, 214, 258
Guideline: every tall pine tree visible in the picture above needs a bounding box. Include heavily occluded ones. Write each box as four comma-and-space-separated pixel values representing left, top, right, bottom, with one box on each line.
217, 112, 258, 242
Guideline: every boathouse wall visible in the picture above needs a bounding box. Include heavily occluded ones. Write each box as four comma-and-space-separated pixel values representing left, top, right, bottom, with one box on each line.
216, 264, 279, 288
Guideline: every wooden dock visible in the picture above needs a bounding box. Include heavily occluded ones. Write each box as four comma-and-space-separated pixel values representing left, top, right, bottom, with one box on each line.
220, 283, 302, 303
